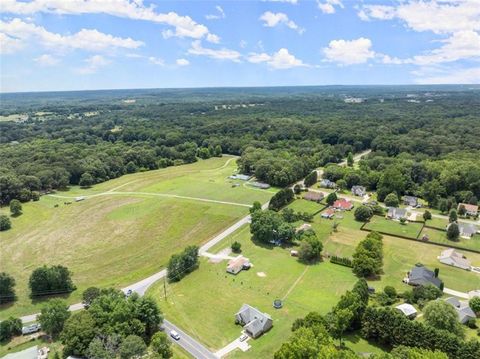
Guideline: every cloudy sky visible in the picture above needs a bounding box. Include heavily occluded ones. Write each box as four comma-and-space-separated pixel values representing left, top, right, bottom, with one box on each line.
1, 0, 479, 92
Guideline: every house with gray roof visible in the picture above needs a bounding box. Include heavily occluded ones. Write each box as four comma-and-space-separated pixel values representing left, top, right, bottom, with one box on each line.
351, 185, 366, 197
387, 207, 408, 220
235, 304, 273, 338
395, 303, 417, 319
320, 179, 336, 189
403, 196, 418, 207
406, 264, 442, 288
438, 248, 471, 270
457, 223, 478, 239
445, 297, 476, 324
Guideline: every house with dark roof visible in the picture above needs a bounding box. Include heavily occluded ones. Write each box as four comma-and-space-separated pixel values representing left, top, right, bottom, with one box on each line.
456, 223, 478, 239
445, 297, 476, 324
387, 207, 408, 220
403, 196, 418, 207
438, 249, 471, 270
458, 203, 479, 217
351, 185, 366, 197
333, 198, 354, 211
405, 264, 442, 288
303, 191, 324, 203
235, 304, 273, 338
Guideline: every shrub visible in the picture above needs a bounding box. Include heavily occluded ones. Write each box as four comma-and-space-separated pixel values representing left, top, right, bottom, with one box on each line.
0, 317, 22, 341
0, 215, 11, 231
29, 265, 76, 296
0, 272, 16, 304
231, 241, 242, 253
330, 256, 353, 268
384, 286, 397, 299
385, 193, 399, 207
354, 206, 373, 222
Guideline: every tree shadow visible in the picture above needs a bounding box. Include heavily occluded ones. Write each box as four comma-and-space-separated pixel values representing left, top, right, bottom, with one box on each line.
30, 291, 72, 304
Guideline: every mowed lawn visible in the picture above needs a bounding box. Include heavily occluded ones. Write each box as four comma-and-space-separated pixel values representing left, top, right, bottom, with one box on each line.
0, 157, 273, 319
364, 216, 423, 239
148, 225, 383, 358
420, 226, 480, 252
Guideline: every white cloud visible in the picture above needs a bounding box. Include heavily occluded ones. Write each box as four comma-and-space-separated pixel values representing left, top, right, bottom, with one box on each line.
358, 1, 480, 34
317, 0, 344, 14
77, 55, 110, 74
1, 0, 219, 42
34, 54, 59, 66
259, 11, 304, 34
206, 5, 225, 20
188, 40, 241, 62
176, 58, 190, 66
247, 48, 307, 69
0, 32, 24, 54
239, 40, 247, 48
414, 66, 480, 84
0, 18, 143, 54
148, 56, 165, 66
411, 30, 480, 65
323, 37, 376, 65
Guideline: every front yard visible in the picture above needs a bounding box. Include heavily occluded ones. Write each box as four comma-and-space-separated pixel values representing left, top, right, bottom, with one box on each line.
363, 216, 424, 239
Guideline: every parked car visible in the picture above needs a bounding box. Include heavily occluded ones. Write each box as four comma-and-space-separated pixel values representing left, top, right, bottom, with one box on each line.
22, 323, 41, 335
170, 330, 180, 340
239, 334, 248, 342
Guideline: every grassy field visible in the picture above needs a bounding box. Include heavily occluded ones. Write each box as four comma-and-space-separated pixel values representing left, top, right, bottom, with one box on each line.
364, 216, 424, 239
420, 227, 480, 252
0, 157, 274, 319
286, 198, 325, 214
148, 225, 383, 358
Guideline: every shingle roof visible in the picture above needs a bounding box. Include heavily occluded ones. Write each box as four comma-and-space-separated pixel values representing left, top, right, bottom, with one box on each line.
408, 265, 442, 288
458, 223, 477, 236
388, 207, 407, 219
236, 304, 272, 337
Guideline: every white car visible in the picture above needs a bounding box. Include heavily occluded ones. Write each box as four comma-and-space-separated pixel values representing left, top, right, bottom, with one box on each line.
170, 330, 180, 340
22, 323, 41, 335
239, 334, 248, 342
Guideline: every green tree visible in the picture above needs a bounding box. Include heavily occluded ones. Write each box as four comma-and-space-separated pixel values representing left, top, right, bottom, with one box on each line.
119, 335, 147, 359
293, 184, 301, 195
250, 201, 262, 214
347, 152, 354, 167
352, 233, 383, 278
0, 215, 12, 231
469, 297, 480, 315
82, 286, 101, 308
423, 300, 464, 338
336, 179, 347, 191
354, 205, 373, 222
0, 317, 22, 341
79, 172, 94, 188
384, 286, 397, 299
390, 345, 448, 359
29, 265, 76, 296
458, 204, 467, 216
60, 311, 96, 357
0, 272, 16, 304
438, 198, 448, 214
9, 199, 22, 216
269, 188, 294, 211
385, 193, 399, 207
298, 233, 323, 263
326, 192, 338, 206
447, 223, 460, 241
326, 308, 353, 346
150, 332, 172, 358
231, 241, 241, 253
214, 145, 222, 157
304, 171, 318, 187
38, 299, 71, 338
449, 209, 457, 223
423, 210, 432, 221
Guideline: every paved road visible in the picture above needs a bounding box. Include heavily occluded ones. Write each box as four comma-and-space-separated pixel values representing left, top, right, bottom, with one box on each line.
443, 287, 469, 299
163, 319, 218, 359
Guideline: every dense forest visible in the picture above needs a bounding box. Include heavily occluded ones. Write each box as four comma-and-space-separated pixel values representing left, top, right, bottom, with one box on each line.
1, 86, 479, 207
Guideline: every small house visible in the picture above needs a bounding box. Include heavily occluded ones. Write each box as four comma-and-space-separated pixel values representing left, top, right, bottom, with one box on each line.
457, 223, 478, 239
333, 198, 354, 211
438, 248, 471, 270
303, 191, 324, 203
75, 196, 85, 202
351, 185, 366, 197
235, 304, 273, 338
321, 208, 335, 219
251, 182, 270, 189
229, 174, 252, 181
320, 179, 336, 189
405, 264, 442, 288
227, 256, 250, 275
395, 303, 417, 319
458, 203, 479, 217
403, 196, 418, 207
445, 297, 476, 324
387, 207, 407, 221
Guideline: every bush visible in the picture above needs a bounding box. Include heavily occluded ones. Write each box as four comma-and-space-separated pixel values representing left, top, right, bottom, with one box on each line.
9, 199, 22, 216
29, 265, 76, 296
447, 223, 460, 241
385, 193, 399, 207
330, 256, 353, 268
231, 241, 242, 253
167, 246, 199, 282
0, 215, 11, 231
384, 286, 397, 298
469, 297, 480, 315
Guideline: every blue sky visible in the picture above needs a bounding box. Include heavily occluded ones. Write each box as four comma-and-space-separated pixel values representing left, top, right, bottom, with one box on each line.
1, 0, 479, 92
